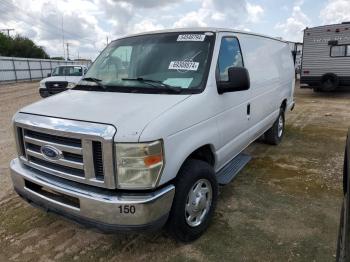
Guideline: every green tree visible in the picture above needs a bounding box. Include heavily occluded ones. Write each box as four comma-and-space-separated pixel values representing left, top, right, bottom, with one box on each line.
0, 32, 49, 59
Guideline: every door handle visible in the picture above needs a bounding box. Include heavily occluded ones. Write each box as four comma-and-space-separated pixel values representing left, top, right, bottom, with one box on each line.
247, 103, 251, 116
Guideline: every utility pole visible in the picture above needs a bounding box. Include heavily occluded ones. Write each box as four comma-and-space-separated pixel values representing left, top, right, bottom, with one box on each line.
0, 29, 14, 37
61, 15, 65, 60
66, 43, 70, 60
106, 35, 109, 46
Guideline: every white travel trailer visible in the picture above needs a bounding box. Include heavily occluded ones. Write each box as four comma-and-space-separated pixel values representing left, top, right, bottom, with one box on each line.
301, 22, 350, 91
10, 28, 295, 242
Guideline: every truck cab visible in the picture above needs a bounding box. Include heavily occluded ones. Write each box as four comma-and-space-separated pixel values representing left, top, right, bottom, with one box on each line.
39, 65, 88, 98
10, 28, 295, 242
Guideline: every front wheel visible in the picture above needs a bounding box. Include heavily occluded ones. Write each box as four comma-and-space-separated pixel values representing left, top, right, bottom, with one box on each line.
167, 159, 218, 242
264, 108, 285, 145
336, 195, 350, 262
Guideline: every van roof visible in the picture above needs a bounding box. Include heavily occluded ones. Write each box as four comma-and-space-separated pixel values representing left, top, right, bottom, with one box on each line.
113, 27, 287, 44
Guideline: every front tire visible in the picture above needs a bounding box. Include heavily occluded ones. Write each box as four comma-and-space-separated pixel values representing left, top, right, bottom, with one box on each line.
336, 195, 350, 262
167, 159, 218, 242
264, 108, 285, 145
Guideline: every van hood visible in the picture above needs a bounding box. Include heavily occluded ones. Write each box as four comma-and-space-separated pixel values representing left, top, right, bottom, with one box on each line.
20, 90, 191, 142
41, 76, 82, 83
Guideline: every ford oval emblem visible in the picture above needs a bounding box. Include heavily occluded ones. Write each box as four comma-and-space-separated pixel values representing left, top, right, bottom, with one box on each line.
40, 145, 62, 161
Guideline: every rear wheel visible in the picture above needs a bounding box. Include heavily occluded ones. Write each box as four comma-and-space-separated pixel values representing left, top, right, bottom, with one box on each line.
321, 74, 338, 92
167, 159, 218, 242
264, 108, 285, 145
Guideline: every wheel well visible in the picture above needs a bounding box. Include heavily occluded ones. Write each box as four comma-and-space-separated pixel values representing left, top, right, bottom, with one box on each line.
321, 73, 338, 82
188, 145, 215, 167
281, 99, 287, 111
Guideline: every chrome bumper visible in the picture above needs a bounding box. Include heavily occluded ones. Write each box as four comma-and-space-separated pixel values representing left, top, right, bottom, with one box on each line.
10, 158, 175, 231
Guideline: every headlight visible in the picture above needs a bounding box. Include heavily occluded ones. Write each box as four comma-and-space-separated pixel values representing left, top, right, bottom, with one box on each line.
68, 82, 76, 88
116, 140, 164, 189
40, 82, 45, 88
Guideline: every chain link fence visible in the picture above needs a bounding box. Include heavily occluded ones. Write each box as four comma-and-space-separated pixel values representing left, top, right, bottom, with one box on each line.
0, 56, 90, 84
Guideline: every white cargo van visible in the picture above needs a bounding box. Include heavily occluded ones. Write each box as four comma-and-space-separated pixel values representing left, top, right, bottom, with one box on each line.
10, 28, 295, 242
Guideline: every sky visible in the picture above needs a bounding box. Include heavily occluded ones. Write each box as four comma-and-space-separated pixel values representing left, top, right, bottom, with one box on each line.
1, 0, 350, 60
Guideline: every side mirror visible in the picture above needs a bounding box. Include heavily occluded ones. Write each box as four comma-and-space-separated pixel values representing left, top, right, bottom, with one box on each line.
47, 73, 51, 77
217, 67, 250, 94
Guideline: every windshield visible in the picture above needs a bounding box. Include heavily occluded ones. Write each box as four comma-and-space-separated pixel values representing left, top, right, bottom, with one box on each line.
52, 66, 83, 77
75, 32, 215, 94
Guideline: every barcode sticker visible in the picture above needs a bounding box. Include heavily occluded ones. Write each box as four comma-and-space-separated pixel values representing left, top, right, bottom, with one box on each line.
177, 34, 206, 42
169, 61, 199, 71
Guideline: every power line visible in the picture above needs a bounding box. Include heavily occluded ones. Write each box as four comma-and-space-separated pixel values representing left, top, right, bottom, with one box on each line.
0, 0, 97, 45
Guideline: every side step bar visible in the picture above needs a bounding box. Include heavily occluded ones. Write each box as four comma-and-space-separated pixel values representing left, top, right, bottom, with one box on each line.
216, 153, 251, 185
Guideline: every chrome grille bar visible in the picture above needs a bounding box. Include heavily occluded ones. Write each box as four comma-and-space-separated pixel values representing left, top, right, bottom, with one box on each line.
26, 149, 84, 170
24, 135, 83, 155
13, 113, 117, 189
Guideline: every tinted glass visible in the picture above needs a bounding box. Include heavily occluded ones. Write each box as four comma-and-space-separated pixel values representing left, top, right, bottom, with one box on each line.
81, 32, 215, 93
52, 66, 83, 76
217, 37, 243, 81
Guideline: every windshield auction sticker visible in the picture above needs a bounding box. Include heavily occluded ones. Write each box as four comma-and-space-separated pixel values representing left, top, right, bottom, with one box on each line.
177, 34, 206, 41
169, 61, 199, 71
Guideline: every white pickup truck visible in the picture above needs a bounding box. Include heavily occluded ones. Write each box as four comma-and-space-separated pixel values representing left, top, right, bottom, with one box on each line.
10, 28, 295, 242
39, 65, 88, 98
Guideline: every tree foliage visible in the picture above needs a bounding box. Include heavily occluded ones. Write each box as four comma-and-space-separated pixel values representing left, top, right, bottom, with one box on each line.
0, 33, 49, 58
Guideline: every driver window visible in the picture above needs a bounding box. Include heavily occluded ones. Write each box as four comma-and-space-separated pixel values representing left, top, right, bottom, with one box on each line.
217, 37, 243, 81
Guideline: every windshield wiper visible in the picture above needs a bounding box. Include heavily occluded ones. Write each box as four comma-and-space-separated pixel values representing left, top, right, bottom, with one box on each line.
80, 77, 107, 89
122, 77, 182, 93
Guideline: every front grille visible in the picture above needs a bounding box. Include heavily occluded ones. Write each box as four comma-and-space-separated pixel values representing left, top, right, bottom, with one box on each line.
92, 141, 104, 180
25, 129, 81, 147
17, 127, 107, 186
14, 114, 116, 189
45, 81, 68, 89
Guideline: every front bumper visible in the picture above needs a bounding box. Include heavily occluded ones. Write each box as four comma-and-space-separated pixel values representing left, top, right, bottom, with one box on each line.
10, 158, 175, 232
39, 87, 67, 98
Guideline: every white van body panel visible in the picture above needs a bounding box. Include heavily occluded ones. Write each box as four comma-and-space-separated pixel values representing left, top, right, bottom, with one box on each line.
20, 90, 191, 142
140, 31, 295, 185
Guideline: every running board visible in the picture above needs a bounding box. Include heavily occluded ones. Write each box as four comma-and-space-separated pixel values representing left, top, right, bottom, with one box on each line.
216, 153, 251, 185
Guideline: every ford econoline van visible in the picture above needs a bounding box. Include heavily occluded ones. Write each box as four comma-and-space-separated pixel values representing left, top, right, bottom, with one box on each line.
10, 28, 295, 242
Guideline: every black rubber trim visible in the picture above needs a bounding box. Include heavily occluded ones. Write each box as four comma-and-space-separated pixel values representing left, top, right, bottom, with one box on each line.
14, 187, 169, 233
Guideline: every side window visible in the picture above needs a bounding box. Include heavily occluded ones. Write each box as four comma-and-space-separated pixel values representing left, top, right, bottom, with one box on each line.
347, 46, 350, 57
217, 37, 243, 81
330, 45, 346, 57
84, 68, 88, 75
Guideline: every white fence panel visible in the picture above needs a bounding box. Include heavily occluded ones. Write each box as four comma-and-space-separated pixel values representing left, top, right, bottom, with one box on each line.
0, 56, 91, 83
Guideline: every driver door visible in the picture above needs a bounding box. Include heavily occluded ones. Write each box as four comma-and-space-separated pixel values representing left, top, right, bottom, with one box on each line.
215, 33, 252, 168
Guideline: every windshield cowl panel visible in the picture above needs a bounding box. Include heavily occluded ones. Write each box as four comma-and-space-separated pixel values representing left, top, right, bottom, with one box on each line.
80, 32, 215, 94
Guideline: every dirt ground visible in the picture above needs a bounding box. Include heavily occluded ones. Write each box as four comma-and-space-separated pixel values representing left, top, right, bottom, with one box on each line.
0, 81, 349, 262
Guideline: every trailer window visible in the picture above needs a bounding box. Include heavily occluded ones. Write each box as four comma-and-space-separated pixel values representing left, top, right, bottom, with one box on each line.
330, 45, 346, 57
347, 46, 350, 57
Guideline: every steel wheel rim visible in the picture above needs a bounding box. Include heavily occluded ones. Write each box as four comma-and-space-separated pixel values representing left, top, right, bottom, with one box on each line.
185, 178, 213, 227
278, 115, 284, 138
